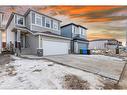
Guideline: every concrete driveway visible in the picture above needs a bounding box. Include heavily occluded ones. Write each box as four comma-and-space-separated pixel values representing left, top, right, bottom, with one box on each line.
44, 54, 126, 81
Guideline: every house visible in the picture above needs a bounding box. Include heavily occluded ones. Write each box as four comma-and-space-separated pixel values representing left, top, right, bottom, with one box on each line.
5, 9, 71, 56
0, 12, 5, 54
61, 23, 89, 54
89, 39, 122, 50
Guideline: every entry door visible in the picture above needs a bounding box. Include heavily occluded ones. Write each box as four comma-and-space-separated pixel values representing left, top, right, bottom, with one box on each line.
21, 34, 26, 48
43, 40, 69, 56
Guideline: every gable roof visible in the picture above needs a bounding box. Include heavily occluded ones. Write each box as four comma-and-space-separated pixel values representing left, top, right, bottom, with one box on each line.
61, 23, 88, 30
24, 8, 62, 22
6, 8, 62, 29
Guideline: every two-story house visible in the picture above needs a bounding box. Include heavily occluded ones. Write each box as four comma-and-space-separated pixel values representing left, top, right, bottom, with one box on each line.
6, 9, 71, 56
0, 12, 4, 54
61, 23, 89, 54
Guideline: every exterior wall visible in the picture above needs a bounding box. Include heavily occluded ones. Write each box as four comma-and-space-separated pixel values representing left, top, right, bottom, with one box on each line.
61, 24, 87, 39
0, 30, 1, 53
25, 12, 31, 30
61, 25, 72, 38
89, 40, 109, 50
31, 25, 60, 34
27, 34, 39, 54
0, 13, 3, 27
6, 16, 15, 47
30, 11, 61, 35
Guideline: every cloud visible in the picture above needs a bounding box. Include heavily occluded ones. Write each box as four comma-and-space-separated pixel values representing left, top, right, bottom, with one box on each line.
0, 6, 127, 45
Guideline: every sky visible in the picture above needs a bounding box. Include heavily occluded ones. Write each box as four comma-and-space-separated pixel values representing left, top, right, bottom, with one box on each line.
0, 6, 127, 45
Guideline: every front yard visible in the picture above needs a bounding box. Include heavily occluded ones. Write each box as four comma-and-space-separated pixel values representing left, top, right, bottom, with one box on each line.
0, 55, 125, 89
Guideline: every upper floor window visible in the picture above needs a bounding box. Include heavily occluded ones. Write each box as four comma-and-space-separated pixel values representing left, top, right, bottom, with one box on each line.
15, 15, 24, 26
81, 28, 84, 35
46, 18, 51, 28
35, 14, 42, 26
32, 12, 35, 24
53, 21, 58, 30
42, 16, 45, 26
73, 26, 77, 34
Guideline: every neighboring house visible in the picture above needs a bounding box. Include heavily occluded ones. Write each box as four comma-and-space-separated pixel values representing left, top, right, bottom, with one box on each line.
89, 39, 122, 50
6, 9, 71, 56
61, 23, 89, 54
0, 12, 5, 54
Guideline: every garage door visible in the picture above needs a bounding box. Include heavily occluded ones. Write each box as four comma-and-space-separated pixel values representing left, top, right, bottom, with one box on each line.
78, 43, 88, 49
43, 40, 69, 56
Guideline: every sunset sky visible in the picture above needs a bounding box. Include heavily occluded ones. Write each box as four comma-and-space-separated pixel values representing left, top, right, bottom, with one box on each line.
0, 6, 127, 45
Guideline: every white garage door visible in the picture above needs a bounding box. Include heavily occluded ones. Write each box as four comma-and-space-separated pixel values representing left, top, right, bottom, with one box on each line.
43, 40, 69, 56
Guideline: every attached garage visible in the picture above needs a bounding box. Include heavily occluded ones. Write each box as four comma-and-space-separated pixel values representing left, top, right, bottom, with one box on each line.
43, 41, 69, 56
36, 32, 71, 56
72, 37, 89, 54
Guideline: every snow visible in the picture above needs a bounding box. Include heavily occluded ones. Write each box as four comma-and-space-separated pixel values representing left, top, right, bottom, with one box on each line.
0, 55, 114, 89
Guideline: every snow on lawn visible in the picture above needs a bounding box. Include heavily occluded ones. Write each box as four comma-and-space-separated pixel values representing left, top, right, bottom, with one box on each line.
0, 55, 115, 89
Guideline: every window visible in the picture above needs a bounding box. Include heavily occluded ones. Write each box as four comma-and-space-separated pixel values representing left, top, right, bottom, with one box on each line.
32, 12, 35, 24
35, 14, 42, 26
18, 18, 23, 25
42, 16, 45, 26
74, 26, 76, 34
46, 18, 51, 28
81, 28, 84, 35
16, 15, 24, 26
53, 21, 58, 30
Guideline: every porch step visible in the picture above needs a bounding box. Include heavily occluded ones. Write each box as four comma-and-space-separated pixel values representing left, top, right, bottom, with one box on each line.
21, 48, 33, 55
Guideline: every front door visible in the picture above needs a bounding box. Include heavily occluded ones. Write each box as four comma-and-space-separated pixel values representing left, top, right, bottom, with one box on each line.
21, 34, 26, 48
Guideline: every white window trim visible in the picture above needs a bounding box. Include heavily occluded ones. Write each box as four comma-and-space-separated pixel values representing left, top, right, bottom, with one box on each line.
53, 20, 59, 30
16, 15, 25, 26
81, 28, 85, 35
45, 17, 51, 28
35, 14, 42, 26
31, 12, 60, 31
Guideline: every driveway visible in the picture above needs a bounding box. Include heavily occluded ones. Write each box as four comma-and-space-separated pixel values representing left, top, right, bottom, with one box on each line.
44, 54, 126, 81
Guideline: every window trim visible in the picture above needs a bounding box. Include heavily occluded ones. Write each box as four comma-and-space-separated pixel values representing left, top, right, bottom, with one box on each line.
81, 28, 84, 35
53, 20, 58, 30
15, 15, 25, 26
35, 14, 42, 26
45, 17, 51, 28
31, 12, 60, 31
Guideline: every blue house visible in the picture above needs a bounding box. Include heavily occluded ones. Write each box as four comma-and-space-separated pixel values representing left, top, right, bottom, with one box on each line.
61, 23, 89, 54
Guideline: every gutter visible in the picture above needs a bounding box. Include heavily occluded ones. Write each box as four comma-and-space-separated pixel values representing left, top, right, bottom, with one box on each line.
34, 33, 71, 40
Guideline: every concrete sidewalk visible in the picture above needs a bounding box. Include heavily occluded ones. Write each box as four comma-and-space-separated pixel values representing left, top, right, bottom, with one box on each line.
44, 54, 126, 81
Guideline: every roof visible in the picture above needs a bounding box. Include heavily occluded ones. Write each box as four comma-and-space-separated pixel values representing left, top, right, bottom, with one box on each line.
90, 38, 118, 42
34, 31, 71, 40
5, 13, 14, 29
61, 23, 88, 30
73, 36, 89, 42
6, 8, 62, 29
11, 26, 70, 40
24, 8, 62, 22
